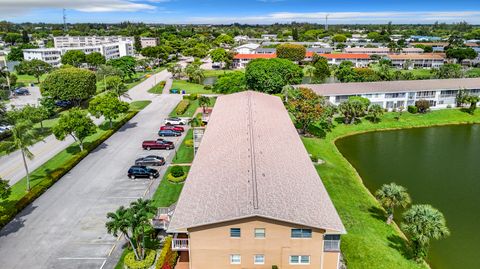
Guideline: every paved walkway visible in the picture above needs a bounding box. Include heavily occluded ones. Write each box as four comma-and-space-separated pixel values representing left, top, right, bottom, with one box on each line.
162, 78, 173, 94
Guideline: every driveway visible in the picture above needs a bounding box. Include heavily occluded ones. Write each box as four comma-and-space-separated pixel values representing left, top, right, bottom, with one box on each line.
0, 93, 183, 269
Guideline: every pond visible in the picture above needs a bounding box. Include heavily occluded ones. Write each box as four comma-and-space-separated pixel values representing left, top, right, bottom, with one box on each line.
335, 124, 480, 269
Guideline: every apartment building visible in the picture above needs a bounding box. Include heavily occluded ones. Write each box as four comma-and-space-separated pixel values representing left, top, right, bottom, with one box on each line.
140, 37, 158, 48
167, 91, 346, 269
53, 35, 133, 48
344, 47, 424, 55
233, 53, 370, 68
305, 53, 371, 67
387, 53, 445, 68
297, 78, 480, 110
23, 41, 134, 67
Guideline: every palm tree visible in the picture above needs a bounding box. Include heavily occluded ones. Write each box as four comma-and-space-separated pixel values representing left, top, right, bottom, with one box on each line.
198, 95, 211, 114
106, 206, 141, 260
303, 65, 315, 83
401, 204, 450, 262
375, 183, 411, 224
129, 199, 156, 259
2, 120, 36, 191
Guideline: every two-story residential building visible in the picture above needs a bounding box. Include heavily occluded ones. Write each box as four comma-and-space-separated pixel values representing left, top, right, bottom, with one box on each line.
344, 47, 424, 55
387, 53, 445, 68
167, 91, 346, 269
233, 43, 261, 54
297, 78, 480, 110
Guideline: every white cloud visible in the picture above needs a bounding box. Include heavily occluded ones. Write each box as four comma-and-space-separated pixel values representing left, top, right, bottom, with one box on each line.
0, 0, 156, 17
187, 11, 480, 24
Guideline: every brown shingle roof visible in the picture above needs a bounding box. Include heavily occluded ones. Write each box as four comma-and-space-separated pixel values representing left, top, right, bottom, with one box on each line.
296, 78, 480, 96
167, 91, 345, 233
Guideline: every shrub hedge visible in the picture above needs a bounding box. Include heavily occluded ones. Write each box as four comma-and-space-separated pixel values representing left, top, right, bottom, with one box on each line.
407, 105, 418, 114
124, 249, 156, 269
175, 100, 190, 115
184, 139, 193, 148
170, 166, 184, 177
0, 110, 139, 228
166, 172, 188, 183
155, 237, 178, 269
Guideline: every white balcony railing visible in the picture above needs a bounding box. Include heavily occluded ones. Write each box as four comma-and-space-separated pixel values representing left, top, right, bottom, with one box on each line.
172, 238, 189, 251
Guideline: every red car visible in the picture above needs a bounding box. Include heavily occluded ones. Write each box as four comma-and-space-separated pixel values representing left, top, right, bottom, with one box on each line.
160, 125, 185, 132
142, 139, 175, 150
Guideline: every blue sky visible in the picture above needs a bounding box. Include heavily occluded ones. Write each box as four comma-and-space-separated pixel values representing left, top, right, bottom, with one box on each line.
2, 0, 480, 24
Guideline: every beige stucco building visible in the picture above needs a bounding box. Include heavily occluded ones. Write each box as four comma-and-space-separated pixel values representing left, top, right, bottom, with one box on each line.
166, 91, 346, 269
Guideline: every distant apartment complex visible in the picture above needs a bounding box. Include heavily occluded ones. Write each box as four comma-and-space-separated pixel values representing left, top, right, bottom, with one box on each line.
388, 53, 445, 68
233, 53, 371, 68
23, 36, 134, 67
166, 91, 346, 269
298, 78, 480, 110
344, 47, 424, 54
140, 37, 158, 48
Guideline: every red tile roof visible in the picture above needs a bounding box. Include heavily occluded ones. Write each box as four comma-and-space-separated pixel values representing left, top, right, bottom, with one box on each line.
233, 53, 276, 59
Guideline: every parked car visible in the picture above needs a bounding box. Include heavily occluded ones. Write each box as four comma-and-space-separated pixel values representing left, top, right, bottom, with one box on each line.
160, 125, 184, 132
158, 129, 181, 137
135, 155, 166, 166
127, 165, 159, 179
55, 100, 73, 108
142, 139, 175, 150
165, 117, 187, 125
14, 88, 30, 95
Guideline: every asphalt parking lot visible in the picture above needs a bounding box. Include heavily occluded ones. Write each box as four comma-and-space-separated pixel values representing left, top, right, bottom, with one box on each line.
0, 94, 184, 269
6, 86, 41, 109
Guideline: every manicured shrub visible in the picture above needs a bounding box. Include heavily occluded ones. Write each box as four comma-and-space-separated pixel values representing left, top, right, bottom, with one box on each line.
272, 266, 279, 269
189, 93, 198, 100
415, 99, 430, 113
184, 139, 194, 148
170, 166, 184, 177
204, 85, 212, 91
156, 237, 179, 269
167, 172, 188, 183
175, 100, 190, 115
124, 249, 156, 269
407, 105, 418, 114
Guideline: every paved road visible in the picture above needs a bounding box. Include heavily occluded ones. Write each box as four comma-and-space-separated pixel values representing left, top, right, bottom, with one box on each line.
0, 70, 170, 186
0, 70, 184, 269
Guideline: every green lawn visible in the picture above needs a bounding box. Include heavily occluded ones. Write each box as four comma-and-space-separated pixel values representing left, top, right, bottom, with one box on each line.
14, 73, 48, 86
202, 69, 243, 77
172, 129, 194, 164
466, 67, 480, 77
147, 81, 166, 94
150, 166, 187, 208
400, 68, 433, 79
169, 97, 216, 118
0, 100, 151, 228
302, 109, 480, 269
171, 80, 213, 95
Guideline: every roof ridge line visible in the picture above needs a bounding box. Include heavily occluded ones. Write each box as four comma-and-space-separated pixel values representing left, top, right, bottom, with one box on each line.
247, 92, 259, 210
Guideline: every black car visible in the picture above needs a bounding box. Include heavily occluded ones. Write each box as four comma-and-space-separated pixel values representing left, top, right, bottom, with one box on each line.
14, 88, 30, 95
135, 155, 166, 166
158, 129, 181, 137
55, 100, 73, 108
127, 165, 160, 179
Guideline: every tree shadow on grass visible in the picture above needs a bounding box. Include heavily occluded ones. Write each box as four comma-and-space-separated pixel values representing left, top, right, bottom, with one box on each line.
364, 116, 382, 123
388, 234, 415, 260
334, 117, 363, 125
368, 206, 387, 222
65, 144, 82, 155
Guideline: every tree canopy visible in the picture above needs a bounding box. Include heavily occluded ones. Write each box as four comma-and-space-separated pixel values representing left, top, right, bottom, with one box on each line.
89, 92, 129, 128
85, 52, 106, 68
276, 43, 307, 62
15, 59, 52, 83
41, 67, 96, 105
212, 71, 246, 94
245, 58, 303, 94
107, 56, 136, 80
61, 50, 86, 67
53, 108, 96, 151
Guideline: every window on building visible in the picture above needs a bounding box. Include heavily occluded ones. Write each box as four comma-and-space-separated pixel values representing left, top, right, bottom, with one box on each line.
324, 234, 341, 251
289, 255, 310, 264
230, 228, 241, 238
254, 254, 265, 264
291, 229, 312, 238
230, 254, 241, 264
254, 228, 265, 238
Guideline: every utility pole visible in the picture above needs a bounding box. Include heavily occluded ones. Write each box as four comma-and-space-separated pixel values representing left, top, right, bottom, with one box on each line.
63, 9, 67, 32
325, 14, 329, 31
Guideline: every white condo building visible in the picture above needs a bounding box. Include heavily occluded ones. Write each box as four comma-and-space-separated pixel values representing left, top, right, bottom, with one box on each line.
298, 78, 480, 110
23, 36, 134, 67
